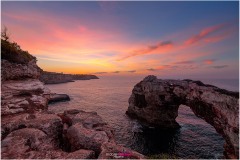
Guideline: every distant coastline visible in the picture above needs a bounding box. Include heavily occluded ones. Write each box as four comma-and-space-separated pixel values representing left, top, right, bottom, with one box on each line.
40, 71, 99, 84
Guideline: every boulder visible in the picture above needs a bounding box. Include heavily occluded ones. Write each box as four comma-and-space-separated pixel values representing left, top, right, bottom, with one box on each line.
59, 109, 114, 154
48, 94, 70, 104
67, 123, 109, 153
1, 128, 54, 159
1, 112, 63, 148
126, 75, 239, 159
63, 109, 144, 158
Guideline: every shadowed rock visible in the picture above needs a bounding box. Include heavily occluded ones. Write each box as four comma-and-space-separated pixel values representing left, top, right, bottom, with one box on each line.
48, 94, 70, 104
126, 75, 239, 159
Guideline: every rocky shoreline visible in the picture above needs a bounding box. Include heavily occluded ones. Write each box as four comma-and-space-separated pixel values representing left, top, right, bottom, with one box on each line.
2, 55, 238, 159
1, 59, 144, 159
40, 71, 99, 84
126, 75, 239, 159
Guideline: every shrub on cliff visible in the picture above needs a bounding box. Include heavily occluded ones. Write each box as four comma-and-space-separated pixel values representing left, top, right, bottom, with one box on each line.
1, 27, 36, 64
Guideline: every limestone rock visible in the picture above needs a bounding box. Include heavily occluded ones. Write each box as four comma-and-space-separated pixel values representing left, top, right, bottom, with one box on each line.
67, 123, 109, 153
1, 112, 63, 148
1, 126, 95, 159
1, 79, 50, 116
61, 109, 144, 158
61, 109, 114, 154
126, 75, 239, 159
1, 59, 42, 82
1, 128, 54, 159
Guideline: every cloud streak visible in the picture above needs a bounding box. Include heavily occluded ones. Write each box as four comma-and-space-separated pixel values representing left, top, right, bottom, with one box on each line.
147, 68, 156, 71
211, 65, 228, 69
117, 41, 173, 61
174, 60, 195, 64
185, 23, 227, 45
94, 72, 108, 74
127, 70, 136, 73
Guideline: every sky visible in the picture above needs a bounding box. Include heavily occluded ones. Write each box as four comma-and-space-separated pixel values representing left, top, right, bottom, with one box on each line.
1, 1, 239, 79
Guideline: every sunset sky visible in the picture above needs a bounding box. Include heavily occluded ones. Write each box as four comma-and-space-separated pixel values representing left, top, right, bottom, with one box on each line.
2, 1, 239, 79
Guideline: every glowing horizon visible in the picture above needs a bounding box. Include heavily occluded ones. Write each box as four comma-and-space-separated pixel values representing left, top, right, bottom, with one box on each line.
1, 1, 239, 78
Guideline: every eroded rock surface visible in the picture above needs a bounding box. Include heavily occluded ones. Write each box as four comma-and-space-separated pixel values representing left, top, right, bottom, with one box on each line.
59, 109, 115, 153
1, 126, 95, 159
2, 128, 54, 159
1, 112, 63, 146
1, 107, 144, 159
2, 59, 42, 82
126, 75, 239, 159
1, 79, 51, 116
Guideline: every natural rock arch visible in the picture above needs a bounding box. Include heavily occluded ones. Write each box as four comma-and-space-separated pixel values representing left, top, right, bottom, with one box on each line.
126, 75, 239, 159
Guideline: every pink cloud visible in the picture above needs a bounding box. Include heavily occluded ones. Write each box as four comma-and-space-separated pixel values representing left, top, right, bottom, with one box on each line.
185, 23, 226, 45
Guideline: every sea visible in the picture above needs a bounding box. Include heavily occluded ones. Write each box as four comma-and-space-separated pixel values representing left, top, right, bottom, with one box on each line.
47, 76, 239, 159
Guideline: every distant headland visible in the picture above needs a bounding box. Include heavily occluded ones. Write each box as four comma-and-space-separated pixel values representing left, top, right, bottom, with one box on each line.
40, 71, 99, 84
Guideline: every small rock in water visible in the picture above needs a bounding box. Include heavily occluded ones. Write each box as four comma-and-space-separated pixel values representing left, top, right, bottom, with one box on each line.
48, 94, 70, 104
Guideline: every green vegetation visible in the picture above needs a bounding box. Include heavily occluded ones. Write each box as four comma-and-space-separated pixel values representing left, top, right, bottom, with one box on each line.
1, 26, 36, 64
147, 153, 178, 159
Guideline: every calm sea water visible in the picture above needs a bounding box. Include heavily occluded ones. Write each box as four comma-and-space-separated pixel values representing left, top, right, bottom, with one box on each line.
47, 76, 238, 159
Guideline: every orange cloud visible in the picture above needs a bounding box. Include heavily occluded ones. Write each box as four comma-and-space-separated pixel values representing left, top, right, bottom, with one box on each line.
185, 23, 226, 45
204, 59, 215, 65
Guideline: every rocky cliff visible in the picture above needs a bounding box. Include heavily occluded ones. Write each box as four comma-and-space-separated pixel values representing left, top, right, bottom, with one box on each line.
2, 59, 42, 82
40, 71, 99, 84
126, 75, 239, 159
1, 48, 143, 159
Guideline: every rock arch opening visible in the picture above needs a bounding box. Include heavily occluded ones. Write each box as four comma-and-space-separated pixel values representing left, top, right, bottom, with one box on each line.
126, 75, 239, 159
176, 104, 225, 158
